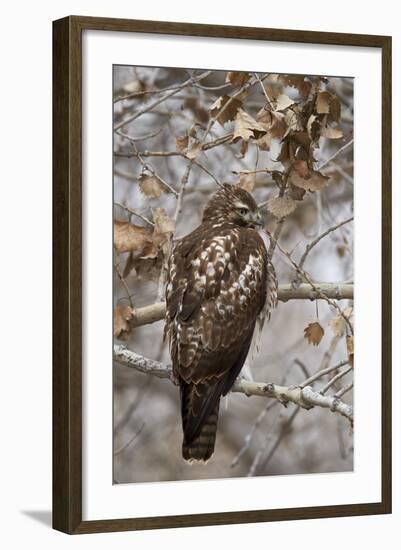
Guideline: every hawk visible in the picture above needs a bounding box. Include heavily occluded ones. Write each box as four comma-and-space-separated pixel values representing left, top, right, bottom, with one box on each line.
164, 184, 277, 462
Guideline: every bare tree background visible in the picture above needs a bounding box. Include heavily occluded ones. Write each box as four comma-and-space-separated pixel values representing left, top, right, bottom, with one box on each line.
112, 66, 354, 483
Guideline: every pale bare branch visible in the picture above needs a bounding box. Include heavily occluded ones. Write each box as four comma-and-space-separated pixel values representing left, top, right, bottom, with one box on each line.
114, 345, 353, 425
126, 283, 353, 328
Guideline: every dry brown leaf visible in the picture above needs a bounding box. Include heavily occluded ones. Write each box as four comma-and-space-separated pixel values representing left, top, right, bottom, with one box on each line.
119, 211, 174, 280
271, 171, 283, 187
291, 131, 312, 149
238, 171, 256, 192
231, 109, 268, 143
210, 95, 242, 126
316, 91, 341, 123
114, 305, 134, 339
138, 174, 165, 198
238, 140, 249, 158
343, 306, 354, 324
283, 108, 301, 136
304, 322, 325, 346
316, 91, 331, 114
276, 141, 290, 163
328, 94, 341, 123
153, 207, 175, 235
290, 169, 329, 192
255, 132, 272, 151
279, 75, 312, 98
306, 114, 319, 139
293, 159, 310, 178
186, 141, 202, 160
329, 315, 346, 337
116, 209, 174, 280
267, 196, 298, 218
329, 307, 354, 337
288, 183, 306, 201
256, 108, 287, 140
321, 126, 343, 139
114, 221, 156, 256
346, 335, 354, 367
275, 94, 294, 112
226, 71, 250, 87
175, 135, 189, 152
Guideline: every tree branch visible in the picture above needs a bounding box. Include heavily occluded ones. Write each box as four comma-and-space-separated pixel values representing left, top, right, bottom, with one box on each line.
127, 283, 353, 328
114, 345, 353, 425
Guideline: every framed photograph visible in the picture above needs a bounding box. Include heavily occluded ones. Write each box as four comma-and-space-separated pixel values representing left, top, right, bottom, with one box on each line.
53, 16, 392, 534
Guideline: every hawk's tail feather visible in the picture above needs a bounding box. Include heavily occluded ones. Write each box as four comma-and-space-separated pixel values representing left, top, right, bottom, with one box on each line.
180, 381, 222, 462
182, 402, 219, 462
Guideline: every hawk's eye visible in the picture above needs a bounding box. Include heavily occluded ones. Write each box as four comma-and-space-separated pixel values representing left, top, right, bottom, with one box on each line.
239, 208, 248, 216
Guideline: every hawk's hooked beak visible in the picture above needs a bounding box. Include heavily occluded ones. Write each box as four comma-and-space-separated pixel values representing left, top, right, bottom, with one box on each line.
247, 210, 264, 228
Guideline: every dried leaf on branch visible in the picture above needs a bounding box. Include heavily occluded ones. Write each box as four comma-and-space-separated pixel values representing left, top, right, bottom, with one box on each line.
210, 95, 242, 126
226, 71, 250, 87
186, 141, 202, 160
316, 91, 341, 122
114, 209, 175, 280
304, 322, 325, 346
329, 307, 354, 337
114, 305, 135, 339
231, 109, 268, 143
321, 126, 343, 139
278, 75, 312, 98
114, 221, 158, 256
290, 161, 330, 192
346, 335, 354, 367
238, 171, 256, 192
256, 107, 288, 140
175, 135, 189, 152
138, 174, 166, 198
275, 94, 295, 112
267, 196, 298, 218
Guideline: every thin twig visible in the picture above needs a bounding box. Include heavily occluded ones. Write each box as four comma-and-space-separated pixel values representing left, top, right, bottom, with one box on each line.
320, 365, 353, 395
334, 382, 353, 399
230, 401, 278, 468
298, 216, 353, 270
268, 232, 354, 335
299, 360, 349, 389
116, 127, 163, 143
113, 423, 145, 456
318, 139, 354, 171
114, 263, 134, 308
114, 201, 154, 227
119, 135, 178, 197
114, 71, 213, 130
253, 72, 273, 109
251, 406, 301, 475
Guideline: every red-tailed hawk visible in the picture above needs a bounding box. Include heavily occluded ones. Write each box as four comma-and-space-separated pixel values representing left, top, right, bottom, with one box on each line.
165, 184, 277, 462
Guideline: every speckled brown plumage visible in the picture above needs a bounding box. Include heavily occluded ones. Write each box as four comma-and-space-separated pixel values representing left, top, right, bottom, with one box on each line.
165, 184, 277, 461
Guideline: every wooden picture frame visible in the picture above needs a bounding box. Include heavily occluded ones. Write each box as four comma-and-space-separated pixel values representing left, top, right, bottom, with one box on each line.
53, 15, 392, 534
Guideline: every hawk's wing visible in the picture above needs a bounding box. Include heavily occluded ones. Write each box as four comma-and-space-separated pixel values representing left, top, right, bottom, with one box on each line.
165, 225, 275, 441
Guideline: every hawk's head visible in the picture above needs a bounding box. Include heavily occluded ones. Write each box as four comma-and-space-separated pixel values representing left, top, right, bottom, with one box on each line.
202, 183, 263, 228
